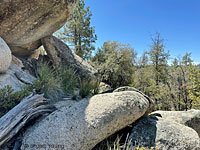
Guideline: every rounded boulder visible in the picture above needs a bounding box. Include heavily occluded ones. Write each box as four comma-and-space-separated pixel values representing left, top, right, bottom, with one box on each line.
0, 37, 12, 73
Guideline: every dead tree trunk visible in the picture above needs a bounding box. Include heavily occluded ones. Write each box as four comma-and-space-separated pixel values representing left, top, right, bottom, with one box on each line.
0, 94, 56, 147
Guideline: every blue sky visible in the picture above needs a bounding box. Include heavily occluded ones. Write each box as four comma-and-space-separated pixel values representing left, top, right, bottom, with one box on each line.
84, 0, 200, 63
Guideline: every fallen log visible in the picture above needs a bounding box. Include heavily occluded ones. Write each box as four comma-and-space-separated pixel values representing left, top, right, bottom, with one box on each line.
0, 94, 56, 147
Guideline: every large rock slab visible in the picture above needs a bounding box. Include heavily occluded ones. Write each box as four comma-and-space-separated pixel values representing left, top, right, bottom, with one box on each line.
0, 0, 77, 56
21, 91, 150, 150
129, 116, 200, 150
0, 37, 12, 73
0, 56, 35, 92
42, 35, 98, 80
151, 109, 200, 137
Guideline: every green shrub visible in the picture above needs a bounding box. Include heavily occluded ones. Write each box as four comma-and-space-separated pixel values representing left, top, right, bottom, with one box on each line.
92, 41, 135, 89
60, 67, 78, 94
31, 62, 62, 99
93, 80, 100, 95
0, 63, 81, 118
0, 86, 32, 117
79, 78, 100, 98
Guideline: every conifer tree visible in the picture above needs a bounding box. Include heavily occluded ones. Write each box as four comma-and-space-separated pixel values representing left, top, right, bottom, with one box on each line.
182, 52, 193, 66
147, 33, 170, 85
57, 0, 97, 60
189, 65, 200, 109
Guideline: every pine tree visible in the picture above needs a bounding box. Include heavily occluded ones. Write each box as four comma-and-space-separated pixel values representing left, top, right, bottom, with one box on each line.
147, 33, 170, 85
182, 52, 193, 66
57, 0, 97, 60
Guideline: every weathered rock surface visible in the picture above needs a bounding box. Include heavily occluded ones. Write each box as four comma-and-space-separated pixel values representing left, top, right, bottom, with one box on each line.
0, 37, 12, 73
0, 56, 35, 92
0, 0, 77, 56
114, 86, 154, 116
21, 91, 150, 150
151, 109, 200, 137
42, 35, 98, 80
129, 116, 200, 150
113, 86, 154, 105
53, 99, 77, 110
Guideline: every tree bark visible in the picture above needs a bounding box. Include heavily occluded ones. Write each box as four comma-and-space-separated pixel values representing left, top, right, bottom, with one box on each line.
0, 94, 56, 147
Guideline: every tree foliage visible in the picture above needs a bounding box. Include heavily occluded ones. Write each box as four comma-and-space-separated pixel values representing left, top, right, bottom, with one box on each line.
56, 0, 97, 60
166, 56, 192, 110
132, 48, 197, 111
92, 41, 136, 89
89, 33, 199, 111
189, 65, 200, 109
147, 33, 170, 85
